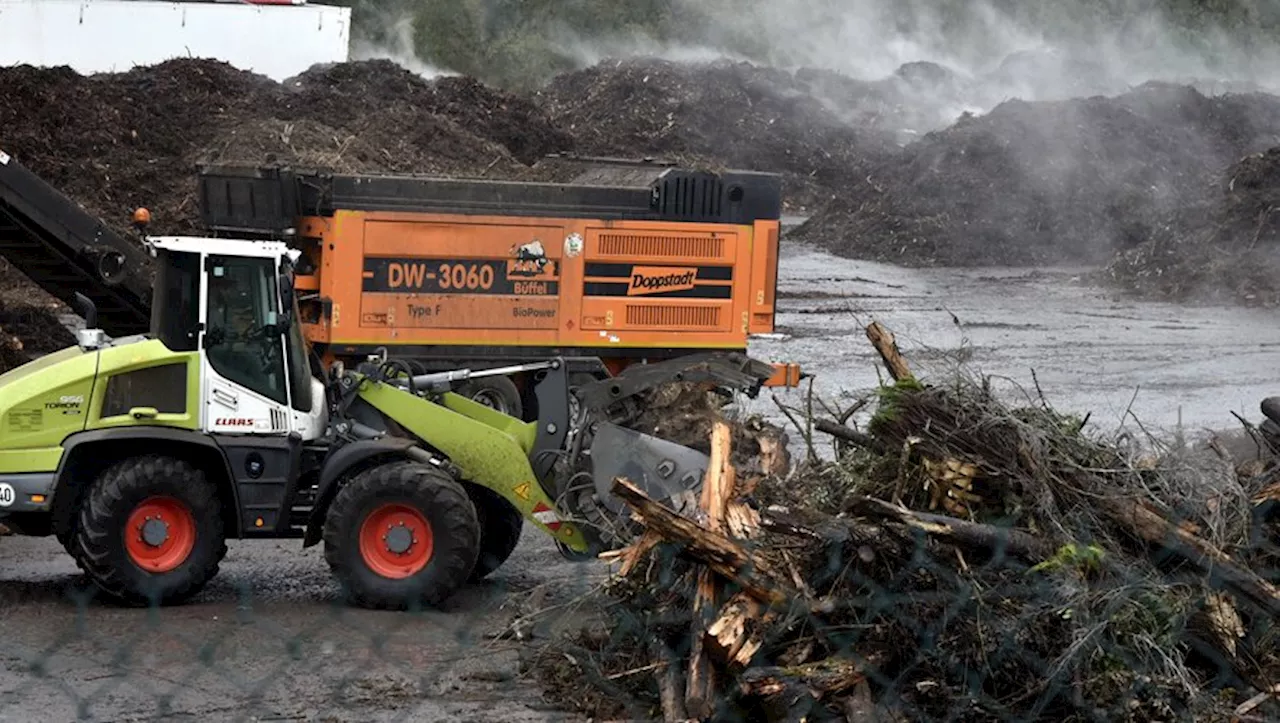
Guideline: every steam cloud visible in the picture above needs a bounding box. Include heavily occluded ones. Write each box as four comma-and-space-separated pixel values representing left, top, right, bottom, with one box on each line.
348, 10, 453, 79
362, 0, 1280, 136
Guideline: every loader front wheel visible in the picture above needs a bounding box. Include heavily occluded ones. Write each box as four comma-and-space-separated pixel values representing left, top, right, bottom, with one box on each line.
324, 461, 480, 610
465, 483, 523, 581
71, 455, 226, 606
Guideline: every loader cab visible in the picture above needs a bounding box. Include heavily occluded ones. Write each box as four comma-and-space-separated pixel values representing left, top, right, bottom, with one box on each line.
148, 236, 326, 440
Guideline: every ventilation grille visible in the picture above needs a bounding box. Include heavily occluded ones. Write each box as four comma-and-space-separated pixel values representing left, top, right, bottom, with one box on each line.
626, 305, 721, 328
655, 174, 723, 220
598, 233, 724, 259
270, 408, 288, 432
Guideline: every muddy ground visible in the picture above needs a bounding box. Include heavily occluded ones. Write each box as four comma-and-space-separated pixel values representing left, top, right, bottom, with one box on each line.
0, 528, 602, 722
3, 238, 1277, 721
744, 236, 1280, 446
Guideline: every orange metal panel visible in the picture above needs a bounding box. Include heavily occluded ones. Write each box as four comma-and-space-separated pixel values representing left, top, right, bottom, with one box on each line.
748, 219, 780, 335
299, 210, 771, 353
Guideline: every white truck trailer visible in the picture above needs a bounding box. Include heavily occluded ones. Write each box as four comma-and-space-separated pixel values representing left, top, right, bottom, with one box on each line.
0, 0, 351, 80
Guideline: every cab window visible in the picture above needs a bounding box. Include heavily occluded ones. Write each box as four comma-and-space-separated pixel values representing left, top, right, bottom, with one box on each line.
203, 256, 287, 405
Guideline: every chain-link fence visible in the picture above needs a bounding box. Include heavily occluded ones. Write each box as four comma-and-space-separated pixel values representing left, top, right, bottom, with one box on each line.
2, 364, 1278, 723
0, 531, 610, 722
0, 493, 1276, 723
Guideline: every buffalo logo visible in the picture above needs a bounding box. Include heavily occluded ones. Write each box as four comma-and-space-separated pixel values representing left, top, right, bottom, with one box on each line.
508, 239, 549, 277
627, 266, 697, 296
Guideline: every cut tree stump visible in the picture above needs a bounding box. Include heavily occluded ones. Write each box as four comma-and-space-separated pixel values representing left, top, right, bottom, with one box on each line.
865, 321, 913, 382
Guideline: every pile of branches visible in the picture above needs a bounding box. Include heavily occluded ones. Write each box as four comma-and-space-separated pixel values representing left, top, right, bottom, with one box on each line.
526, 322, 1280, 722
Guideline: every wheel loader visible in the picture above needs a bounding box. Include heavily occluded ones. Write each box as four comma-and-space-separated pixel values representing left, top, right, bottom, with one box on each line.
0, 233, 776, 609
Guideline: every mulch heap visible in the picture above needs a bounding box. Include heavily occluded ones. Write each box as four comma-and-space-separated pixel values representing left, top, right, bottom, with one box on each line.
523, 321, 1280, 723
0, 57, 578, 347
0, 258, 75, 373
535, 58, 902, 212
792, 82, 1280, 267
1106, 145, 1280, 305
0, 58, 575, 239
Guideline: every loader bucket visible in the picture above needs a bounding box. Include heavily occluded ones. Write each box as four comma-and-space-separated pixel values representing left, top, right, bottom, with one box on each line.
587, 421, 708, 518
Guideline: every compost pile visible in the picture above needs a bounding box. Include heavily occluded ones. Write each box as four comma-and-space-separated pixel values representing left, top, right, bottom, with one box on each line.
0, 259, 76, 372
536, 58, 901, 210
525, 322, 1280, 722
1106, 146, 1280, 305
793, 82, 1280, 267
0, 58, 573, 239
0, 58, 576, 342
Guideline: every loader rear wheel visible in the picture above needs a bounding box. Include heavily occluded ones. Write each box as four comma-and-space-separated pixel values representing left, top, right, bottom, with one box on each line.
457, 376, 523, 418
323, 461, 480, 610
465, 484, 523, 581
71, 455, 226, 606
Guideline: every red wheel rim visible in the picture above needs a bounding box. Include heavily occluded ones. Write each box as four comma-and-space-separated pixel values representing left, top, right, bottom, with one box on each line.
125, 496, 197, 573
358, 503, 434, 579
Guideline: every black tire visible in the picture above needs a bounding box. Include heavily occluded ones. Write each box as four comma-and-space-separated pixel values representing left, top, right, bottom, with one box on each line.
56, 529, 74, 555
323, 461, 480, 610
457, 376, 523, 418
465, 483, 523, 581
71, 455, 226, 606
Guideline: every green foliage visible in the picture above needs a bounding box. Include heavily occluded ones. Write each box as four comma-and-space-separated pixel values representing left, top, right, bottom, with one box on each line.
868, 376, 925, 428
320, 0, 1280, 87
1029, 542, 1107, 576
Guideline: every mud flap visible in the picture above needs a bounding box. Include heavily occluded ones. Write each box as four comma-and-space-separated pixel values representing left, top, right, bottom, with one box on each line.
588, 422, 707, 517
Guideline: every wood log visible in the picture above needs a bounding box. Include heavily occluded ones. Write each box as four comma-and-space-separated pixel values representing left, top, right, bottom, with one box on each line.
740, 656, 876, 701
611, 477, 790, 606
1101, 497, 1280, 619
814, 418, 884, 453
686, 568, 718, 720
865, 321, 913, 382
649, 639, 688, 723
706, 591, 763, 668
725, 501, 762, 540
686, 419, 733, 719
761, 506, 909, 564
702, 419, 736, 528
1235, 685, 1280, 718
619, 530, 661, 577
849, 496, 1056, 562
742, 656, 878, 695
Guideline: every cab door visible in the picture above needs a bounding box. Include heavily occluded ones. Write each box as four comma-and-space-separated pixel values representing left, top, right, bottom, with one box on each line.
200, 254, 292, 435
